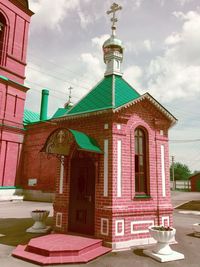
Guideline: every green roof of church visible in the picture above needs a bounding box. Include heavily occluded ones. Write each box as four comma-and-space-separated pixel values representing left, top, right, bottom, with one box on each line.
23, 75, 141, 122
52, 108, 69, 119
23, 109, 40, 125
66, 75, 140, 116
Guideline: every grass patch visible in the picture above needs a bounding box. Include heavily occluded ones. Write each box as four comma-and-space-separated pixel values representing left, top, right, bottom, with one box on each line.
175, 201, 200, 211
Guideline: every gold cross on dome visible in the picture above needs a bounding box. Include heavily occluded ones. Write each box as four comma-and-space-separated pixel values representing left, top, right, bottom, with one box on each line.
106, 3, 122, 35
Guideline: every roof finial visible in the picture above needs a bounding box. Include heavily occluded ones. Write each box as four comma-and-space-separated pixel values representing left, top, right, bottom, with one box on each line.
64, 86, 73, 108
106, 2, 122, 36
68, 86, 73, 103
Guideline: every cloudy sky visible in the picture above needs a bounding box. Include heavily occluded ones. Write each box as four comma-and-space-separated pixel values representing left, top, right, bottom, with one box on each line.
26, 0, 200, 172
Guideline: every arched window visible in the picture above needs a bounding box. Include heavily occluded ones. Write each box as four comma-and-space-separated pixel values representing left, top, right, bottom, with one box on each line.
0, 13, 6, 65
134, 127, 148, 195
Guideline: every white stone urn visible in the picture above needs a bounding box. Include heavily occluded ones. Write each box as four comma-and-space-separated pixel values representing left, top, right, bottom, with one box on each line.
148, 225, 176, 255
193, 223, 200, 237
144, 225, 184, 262
27, 210, 51, 233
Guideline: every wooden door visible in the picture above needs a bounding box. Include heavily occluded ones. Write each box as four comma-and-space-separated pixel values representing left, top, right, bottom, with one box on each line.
68, 158, 95, 235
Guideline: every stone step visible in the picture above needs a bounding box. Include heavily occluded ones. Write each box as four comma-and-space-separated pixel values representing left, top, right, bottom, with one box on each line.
26, 240, 103, 257
12, 234, 111, 265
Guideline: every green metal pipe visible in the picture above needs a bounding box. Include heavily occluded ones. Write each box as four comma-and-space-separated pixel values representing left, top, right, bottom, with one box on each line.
40, 89, 49, 121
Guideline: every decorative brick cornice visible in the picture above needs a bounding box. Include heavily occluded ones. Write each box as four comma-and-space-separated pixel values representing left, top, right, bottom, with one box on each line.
0, 75, 29, 92
114, 92, 177, 126
0, 122, 25, 133
9, 0, 34, 16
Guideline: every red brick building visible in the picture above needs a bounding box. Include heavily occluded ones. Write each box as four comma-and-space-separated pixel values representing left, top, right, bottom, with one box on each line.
0, 1, 177, 249
20, 6, 177, 249
189, 173, 200, 192
0, 0, 33, 200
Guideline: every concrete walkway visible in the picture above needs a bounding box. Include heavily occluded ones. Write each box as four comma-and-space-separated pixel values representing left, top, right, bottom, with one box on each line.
0, 192, 200, 267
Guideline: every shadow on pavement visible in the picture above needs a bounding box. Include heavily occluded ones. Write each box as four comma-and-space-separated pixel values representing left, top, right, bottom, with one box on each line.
187, 233, 200, 239
0, 217, 53, 246
133, 248, 148, 257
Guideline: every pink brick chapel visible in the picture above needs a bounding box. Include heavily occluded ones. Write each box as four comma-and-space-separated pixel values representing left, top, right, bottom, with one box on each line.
0, 1, 177, 249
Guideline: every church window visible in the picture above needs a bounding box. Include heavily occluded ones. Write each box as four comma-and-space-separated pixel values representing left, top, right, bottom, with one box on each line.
116, 60, 120, 69
134, 127, 149, 195
0, 13, 6, 65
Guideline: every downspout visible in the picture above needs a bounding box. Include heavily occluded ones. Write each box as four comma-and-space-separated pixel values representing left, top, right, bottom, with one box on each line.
40, 89, 49, 121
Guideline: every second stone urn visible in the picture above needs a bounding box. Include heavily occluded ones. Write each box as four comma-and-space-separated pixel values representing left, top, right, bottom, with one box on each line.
26, 210, 51, 233
143, 225, 184, 262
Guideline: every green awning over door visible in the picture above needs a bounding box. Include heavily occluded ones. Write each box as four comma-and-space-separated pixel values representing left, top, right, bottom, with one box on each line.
69, 129, 102, 154
41, 128, 102, 156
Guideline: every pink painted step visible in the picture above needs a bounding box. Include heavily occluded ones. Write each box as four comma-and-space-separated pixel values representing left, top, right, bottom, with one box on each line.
12, 234, 111, 265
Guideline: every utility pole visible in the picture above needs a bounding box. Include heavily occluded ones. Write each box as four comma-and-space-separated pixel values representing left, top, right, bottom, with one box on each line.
172, 156, 175, 190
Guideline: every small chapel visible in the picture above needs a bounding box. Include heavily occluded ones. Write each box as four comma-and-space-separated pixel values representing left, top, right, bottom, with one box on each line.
0, 0, 177, 252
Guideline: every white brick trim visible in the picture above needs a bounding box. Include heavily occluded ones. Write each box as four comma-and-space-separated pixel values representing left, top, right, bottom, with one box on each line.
117, 140, 122, 197
104, 139, 108, 197
131, 220, 154, 234
104, 123, 109, 129
117, 124, 121, 130
161, 216, 170, 226
56, 212, 62, 228
106, 237, 156, 251
161, 145, 166, 197
115, 219, 124, 236
101, 218, 109, 236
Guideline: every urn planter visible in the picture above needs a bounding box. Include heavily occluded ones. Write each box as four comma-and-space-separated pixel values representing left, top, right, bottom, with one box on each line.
149, 226, 175, 255
193, 223, 200, 237
143, 225, 184, 262
26, 210, 51, 233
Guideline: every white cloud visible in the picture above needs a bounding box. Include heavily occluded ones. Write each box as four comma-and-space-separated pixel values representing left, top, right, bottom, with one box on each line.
80, 53, 104, 81
124, 65, 144, 91
146, 10, 200, 102
130, 0, 144, 8
29, 0, 79, 31
125, 39, 153, 54
92, 34, 110, 49
78, 9, 92, 29
175, 0, 194, 6
143, 39, 153, 51
165, 32, 182, 45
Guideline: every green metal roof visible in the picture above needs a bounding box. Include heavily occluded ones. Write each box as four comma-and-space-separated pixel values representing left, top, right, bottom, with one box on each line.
67, 75, 140, 116
23, 109, 40, 125
69, 129, 102, 154
114, 75, 140, 108
52, 108, 69, 119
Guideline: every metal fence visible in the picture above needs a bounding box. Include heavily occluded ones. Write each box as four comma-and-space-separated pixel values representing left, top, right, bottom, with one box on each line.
170, 180, 191, 191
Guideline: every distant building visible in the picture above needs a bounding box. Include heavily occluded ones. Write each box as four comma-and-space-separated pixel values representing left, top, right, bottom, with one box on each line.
189, 173, 200, 192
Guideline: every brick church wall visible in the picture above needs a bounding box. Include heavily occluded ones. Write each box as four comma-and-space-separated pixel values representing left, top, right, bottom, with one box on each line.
22, 98, 173, 247
0, 0, 32, 187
